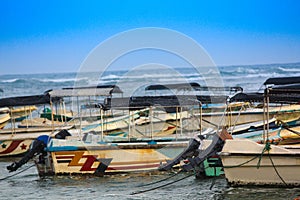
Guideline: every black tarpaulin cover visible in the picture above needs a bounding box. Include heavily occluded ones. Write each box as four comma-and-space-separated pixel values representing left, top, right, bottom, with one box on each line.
0, 94, 61, 107
264, 76, 300, 86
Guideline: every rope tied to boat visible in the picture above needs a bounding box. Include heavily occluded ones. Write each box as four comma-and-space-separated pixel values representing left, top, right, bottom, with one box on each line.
0, 163, 35, 181
130, 172, 194, 195
222, 141, 272, 169
136, 170, 184, 187
276, 119, 300, 137
260, 140, 288, 186
223, 140, 289, 186
131, 159, 226, 195
256, 141, 271, 169
267, 152, 288, 186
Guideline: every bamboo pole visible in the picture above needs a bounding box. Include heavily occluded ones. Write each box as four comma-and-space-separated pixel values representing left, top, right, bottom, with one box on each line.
100, 106, 104, 142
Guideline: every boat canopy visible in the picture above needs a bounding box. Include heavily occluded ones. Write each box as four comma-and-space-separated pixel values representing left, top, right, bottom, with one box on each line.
264, 76, 300, 86
145, 82, 201, 91
229, 92, 263, 103
0, 94, 61, 107
48, 85, 122, 97
269, 83, 300, 92
266, 83, 300, 104
196, 86, 243, 93
62, 85, 123, 93
145, 82, 243, 93
230, 78, 300, 104
107, 95, 228, 110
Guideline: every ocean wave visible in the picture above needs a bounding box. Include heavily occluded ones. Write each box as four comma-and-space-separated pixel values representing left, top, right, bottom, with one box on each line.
1, 64, 299, 97
35, 78, 78, 83
101, 74, 120, 80
100, 72, 217, 81
0, 77, 89, 84
224, 73, 276, 79
232, 67, 262, 74
278, 66, 300, 72
0, 78, 20, 83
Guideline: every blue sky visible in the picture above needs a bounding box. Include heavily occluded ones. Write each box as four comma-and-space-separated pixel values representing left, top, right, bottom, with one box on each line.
0, 0, 300, 74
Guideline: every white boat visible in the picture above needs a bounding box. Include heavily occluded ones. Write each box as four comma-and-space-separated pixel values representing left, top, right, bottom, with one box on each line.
220, 139, 300, 186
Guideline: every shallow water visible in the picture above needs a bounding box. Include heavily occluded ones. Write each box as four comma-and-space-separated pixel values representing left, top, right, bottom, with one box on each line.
0, 160, 299, 200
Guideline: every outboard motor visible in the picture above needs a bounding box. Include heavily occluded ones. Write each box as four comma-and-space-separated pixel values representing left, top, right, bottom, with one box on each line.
7, 135, 50, 172
159, 135, 203, 171
6, 129, 71, 172
54, 129, 71, 139
159, 128, 232, 177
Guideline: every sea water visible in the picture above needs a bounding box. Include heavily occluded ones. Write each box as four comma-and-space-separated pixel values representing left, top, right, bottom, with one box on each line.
1, 63, 300, 98
0, 160, 299, 199
1, 64, 300, 199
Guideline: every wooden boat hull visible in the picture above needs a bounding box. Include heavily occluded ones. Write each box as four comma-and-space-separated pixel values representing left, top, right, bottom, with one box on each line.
36, 139, 189, 176
233, 127, 282, 143
220, 139, 300, 186
0, 139, 32, 157
0, 113, 10, 129
18, 117, 73, 128
0, 128, 73, 157
10, 106, 37, 121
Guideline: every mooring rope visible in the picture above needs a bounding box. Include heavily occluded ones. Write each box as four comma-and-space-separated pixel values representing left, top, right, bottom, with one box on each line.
277, 119, 300, 136
137, 170, 184, 187
130, 172, 194, 195
283, 126, 300, 136
222, 141, 271, 170
132, 164, 218, 195
256, 141, 271, 169
223, 154, 261, 169
0, 163, 35, 181
267, 153, 288, 186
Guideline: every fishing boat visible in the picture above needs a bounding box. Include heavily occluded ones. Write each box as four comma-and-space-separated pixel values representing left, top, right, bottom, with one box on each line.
5, 110, 195, 175
220, 139, 300, 186
220, 76, 300, 186
6, 131, 190, 176
0, 93, 74, 157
